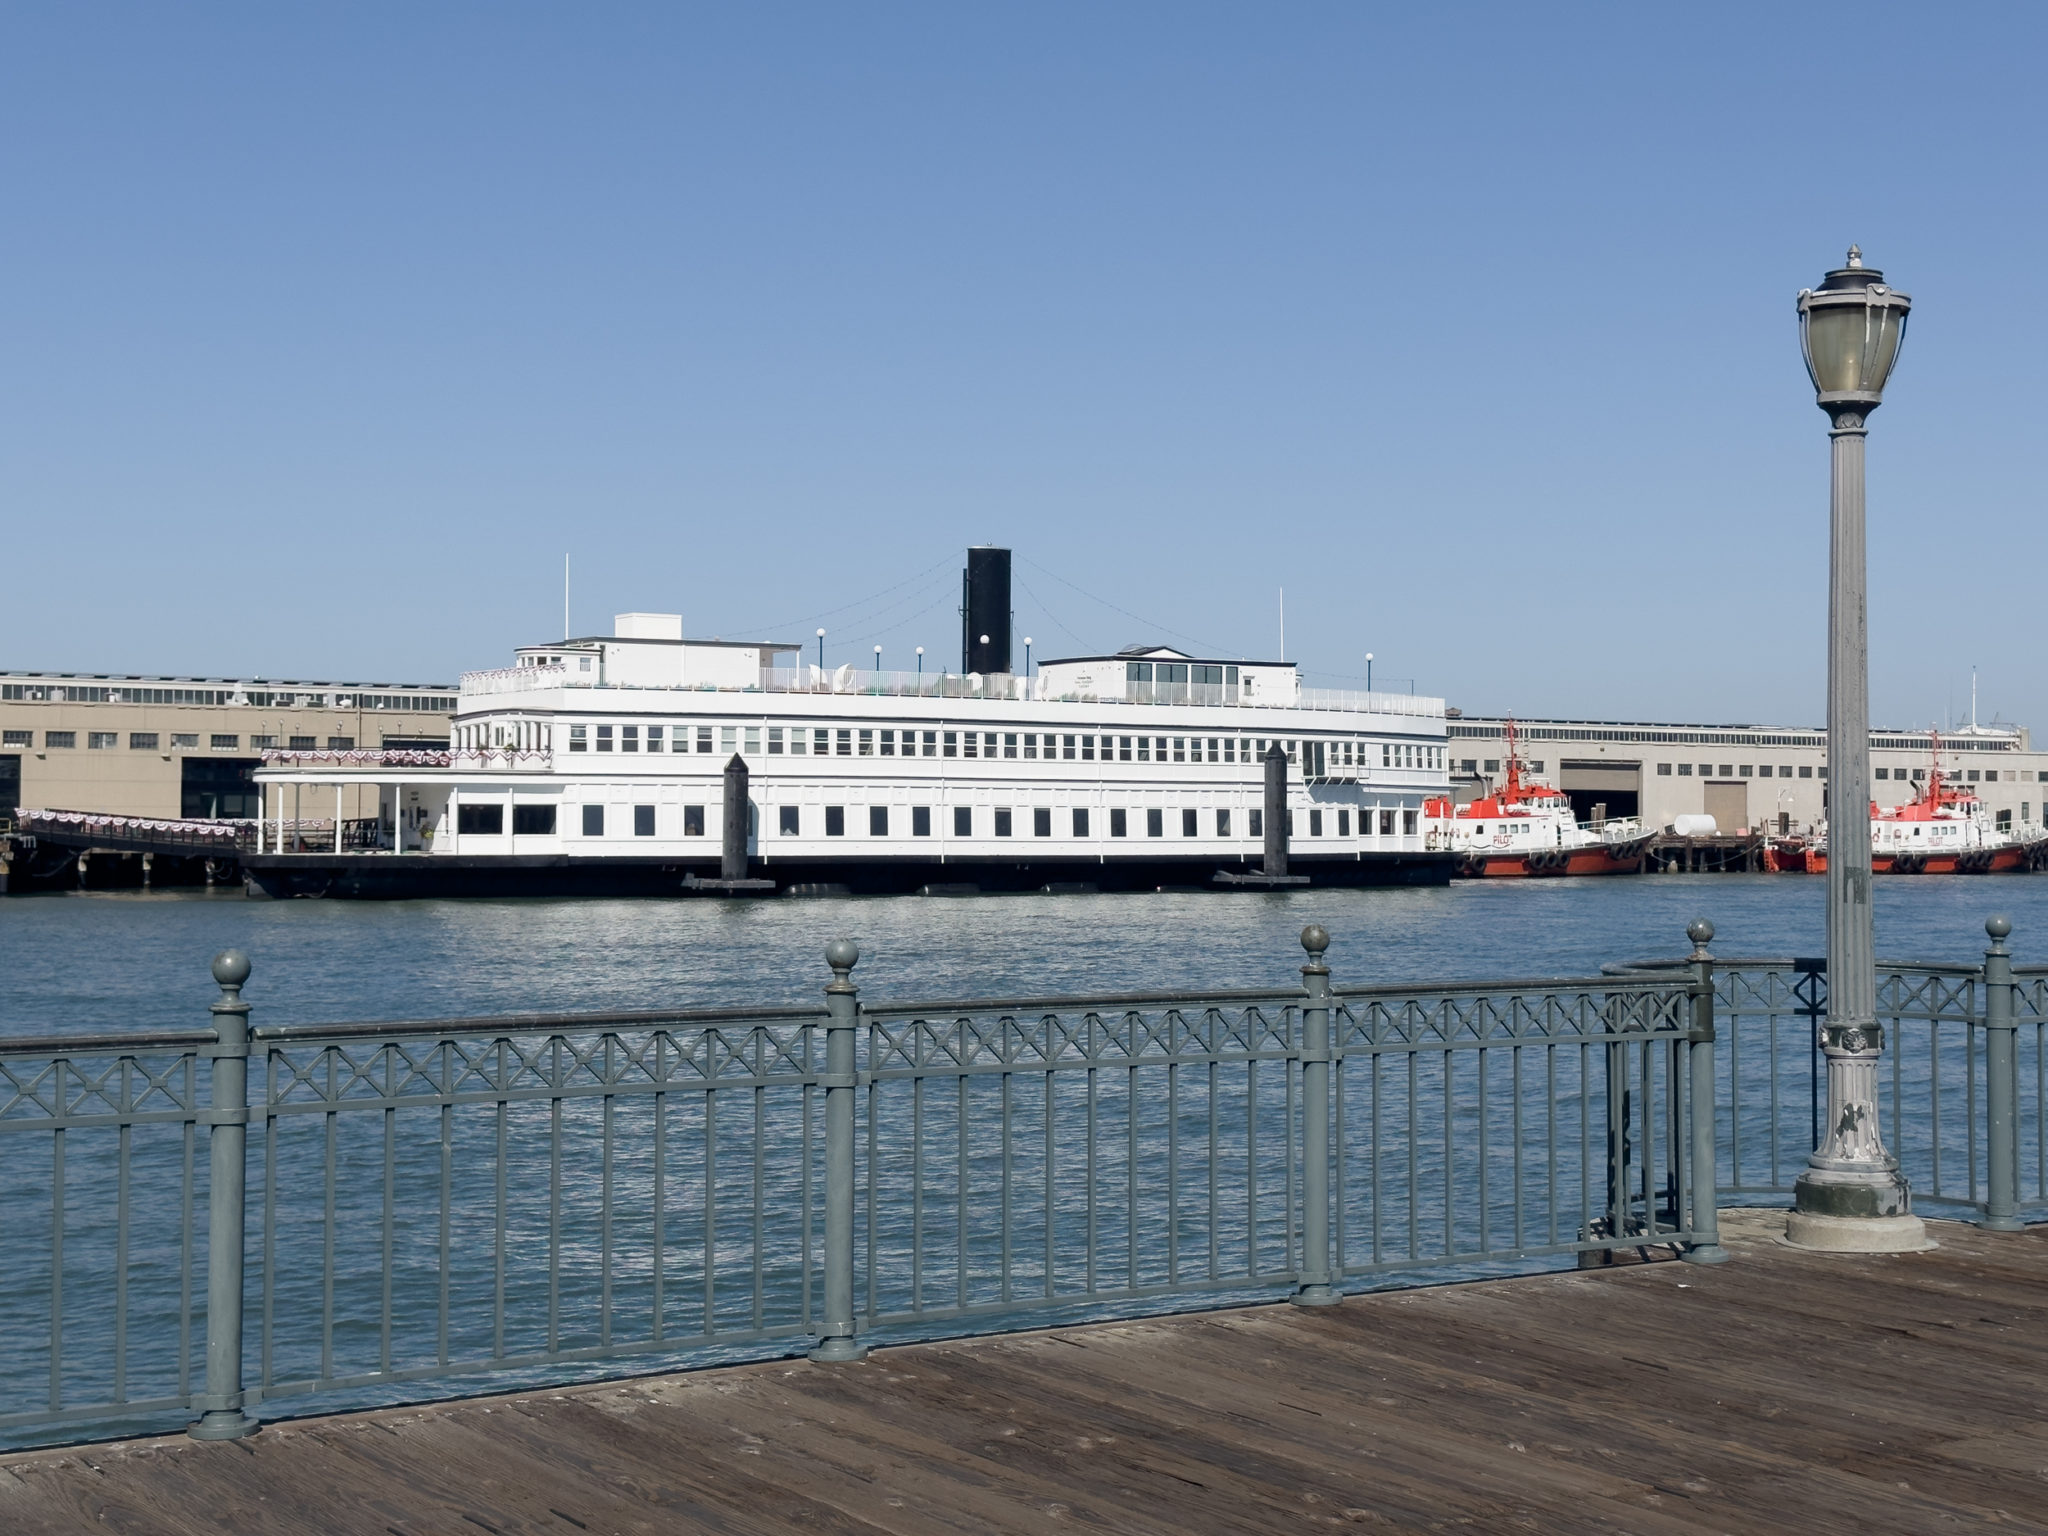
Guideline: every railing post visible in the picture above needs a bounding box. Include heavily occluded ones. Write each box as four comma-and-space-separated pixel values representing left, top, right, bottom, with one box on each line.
1681, 920, 1730, 1265
1982, 915, 2023, 1233
809, 939, 868, 1362
189, 950, 259, 1440
1292, 925, 1338, 1307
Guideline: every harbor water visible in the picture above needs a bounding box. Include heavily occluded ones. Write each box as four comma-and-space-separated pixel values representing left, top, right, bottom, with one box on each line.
2, 876, 2042, 1447
5, 875, 2046, 1035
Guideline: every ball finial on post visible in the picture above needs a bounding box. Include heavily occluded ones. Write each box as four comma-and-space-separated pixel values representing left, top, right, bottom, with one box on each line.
1686, 918, 1714, 949
1986, 914, 2012, 943
825, 938, 860, 975
211, 949, 251, 992
1299, 925, 1330, 958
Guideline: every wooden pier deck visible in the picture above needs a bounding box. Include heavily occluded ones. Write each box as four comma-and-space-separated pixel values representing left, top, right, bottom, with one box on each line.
5, 1209, 2045, 1534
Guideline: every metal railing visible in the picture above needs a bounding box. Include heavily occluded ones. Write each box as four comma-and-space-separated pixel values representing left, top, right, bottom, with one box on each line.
1609, 917, 2047, 1226
14, 808, 254, 853
0, 919, 1834, 1447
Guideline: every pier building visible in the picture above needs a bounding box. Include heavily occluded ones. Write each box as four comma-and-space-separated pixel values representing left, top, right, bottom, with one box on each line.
0, 671, 456, 866
1448, 714, 2046, 837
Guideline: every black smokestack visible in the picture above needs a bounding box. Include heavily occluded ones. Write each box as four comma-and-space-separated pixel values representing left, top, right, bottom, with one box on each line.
961, 546, 1012, 674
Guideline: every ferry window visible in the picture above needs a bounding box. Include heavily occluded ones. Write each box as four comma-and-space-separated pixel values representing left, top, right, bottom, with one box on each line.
513, 805, 555, 835
1156, 737, 1169, 761
994, 808, 1012, 837
251, 734, 277, 749
1181, 808, 1197, 836
1062, 734, 1076, 760
1146, 808, 1163, 838
633, 805, 656, 836
857, 730, 872, 757
880, 730, 894, 756
1110, 808, 1127, 837
954, 806, 971, 836
458, 804, 504, 835
1081, 735, 1094, 761
769, 728, 784, 754
912, 806, 931, 836
984, 733, 997, 756
825, 806, 845, 836
697, 727, 713, 753
962, 732, 976, 759
1379, 809, 1395, 836
1023, 734, 1036, 760
924, 731, 938, 757
578, 657, 592, 672
1248, 808, 1262, 838
1285, 810, 1294, 836
647, 727, 664, 753
582, 804, 604, 836
171, 733, 198, 749
1338, 809, 1350, 836
1997, 809, 2012, 831
1118, 736, 1132, 761
87, 732, 117, 749
622, 726, 639, 752
1171, 738, 1184, 763
1309, 810, 1323, 837
813, 729, 829, 755
1657, 762, 1670, 775
1224, 739, 1236, 764
1159, 664, 1187, 684
1004, 733, 1018, 759
597, 726, 614, 753
1034, 807, 1051, 837
1403, 810, 1418, 836
870, 806, 888, 836
684, 805, 705, 836
779, 806, 799, 835
1127, 661, 1152, 682
1874, 767, 1888, 780
1797, 766, 1812, 779
1217, 808, 1231, 837
745, 728, 761, 755
1289, 741, 1300, 766
1072, 808, 1089, 837
721, 727, 737, 753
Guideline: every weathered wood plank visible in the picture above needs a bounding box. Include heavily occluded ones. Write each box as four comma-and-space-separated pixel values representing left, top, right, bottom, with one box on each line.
3, 1211, 2045, 1534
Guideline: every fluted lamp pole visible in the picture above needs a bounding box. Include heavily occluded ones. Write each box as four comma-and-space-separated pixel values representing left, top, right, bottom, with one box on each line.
1787, 247, 1927, 1253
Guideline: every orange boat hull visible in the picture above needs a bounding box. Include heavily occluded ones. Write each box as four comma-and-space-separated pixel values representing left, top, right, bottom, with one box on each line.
1460, 845, 1646, 878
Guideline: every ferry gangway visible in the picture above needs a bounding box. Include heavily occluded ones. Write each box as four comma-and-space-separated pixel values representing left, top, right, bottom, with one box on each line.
2, 919, 2041, 1448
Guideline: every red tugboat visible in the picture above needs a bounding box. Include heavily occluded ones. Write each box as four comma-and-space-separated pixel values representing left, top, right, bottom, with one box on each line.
1435, 721, 1651, 878
1769, 733, 2047, 874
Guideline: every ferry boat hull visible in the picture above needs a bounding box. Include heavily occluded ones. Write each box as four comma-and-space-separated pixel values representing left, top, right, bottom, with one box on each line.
241, 849, 1457, 900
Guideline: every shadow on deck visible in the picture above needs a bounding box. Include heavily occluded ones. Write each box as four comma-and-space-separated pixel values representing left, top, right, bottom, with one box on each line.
4, 1210, 2045, 1534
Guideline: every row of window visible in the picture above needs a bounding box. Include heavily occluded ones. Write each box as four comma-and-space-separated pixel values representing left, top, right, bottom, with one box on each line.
1659, 762, 1822, 780
560, 722, 1444, 770
0, 684, 454, 710
1, 731, 348, 751
453, 803, 1422, 840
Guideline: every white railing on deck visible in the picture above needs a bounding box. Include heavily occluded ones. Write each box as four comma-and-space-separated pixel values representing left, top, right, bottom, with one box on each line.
453, 660, 1445, 719
461, 664, 568, 696
261, 749, 453, 767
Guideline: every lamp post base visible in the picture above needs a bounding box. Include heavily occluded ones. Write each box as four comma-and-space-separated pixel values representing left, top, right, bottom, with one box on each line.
1784, 1209, 1933, 1253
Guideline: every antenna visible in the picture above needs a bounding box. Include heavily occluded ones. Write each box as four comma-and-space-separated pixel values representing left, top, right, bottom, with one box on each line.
1971, 667, 1978, 730
563, 554, 570, 640
1278, 587, 1285, 662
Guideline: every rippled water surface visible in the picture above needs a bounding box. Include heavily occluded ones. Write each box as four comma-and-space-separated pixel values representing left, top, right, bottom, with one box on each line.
4, 874, 2045, 1035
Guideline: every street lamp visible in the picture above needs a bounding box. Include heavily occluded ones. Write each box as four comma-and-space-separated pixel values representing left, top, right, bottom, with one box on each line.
915, 645, 924, 676
1365, 652, 1374, 694
1023, 637, 1033, 676
1788, 246, 1924, 1253
873, 644, 883, 680
816, 628, 826, 671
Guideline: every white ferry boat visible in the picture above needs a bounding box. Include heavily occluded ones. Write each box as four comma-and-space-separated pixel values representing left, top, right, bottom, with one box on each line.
246, 554, 1453, 898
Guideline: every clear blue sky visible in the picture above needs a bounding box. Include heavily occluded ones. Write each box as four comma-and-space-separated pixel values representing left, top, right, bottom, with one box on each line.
4, 5, 2041, 731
